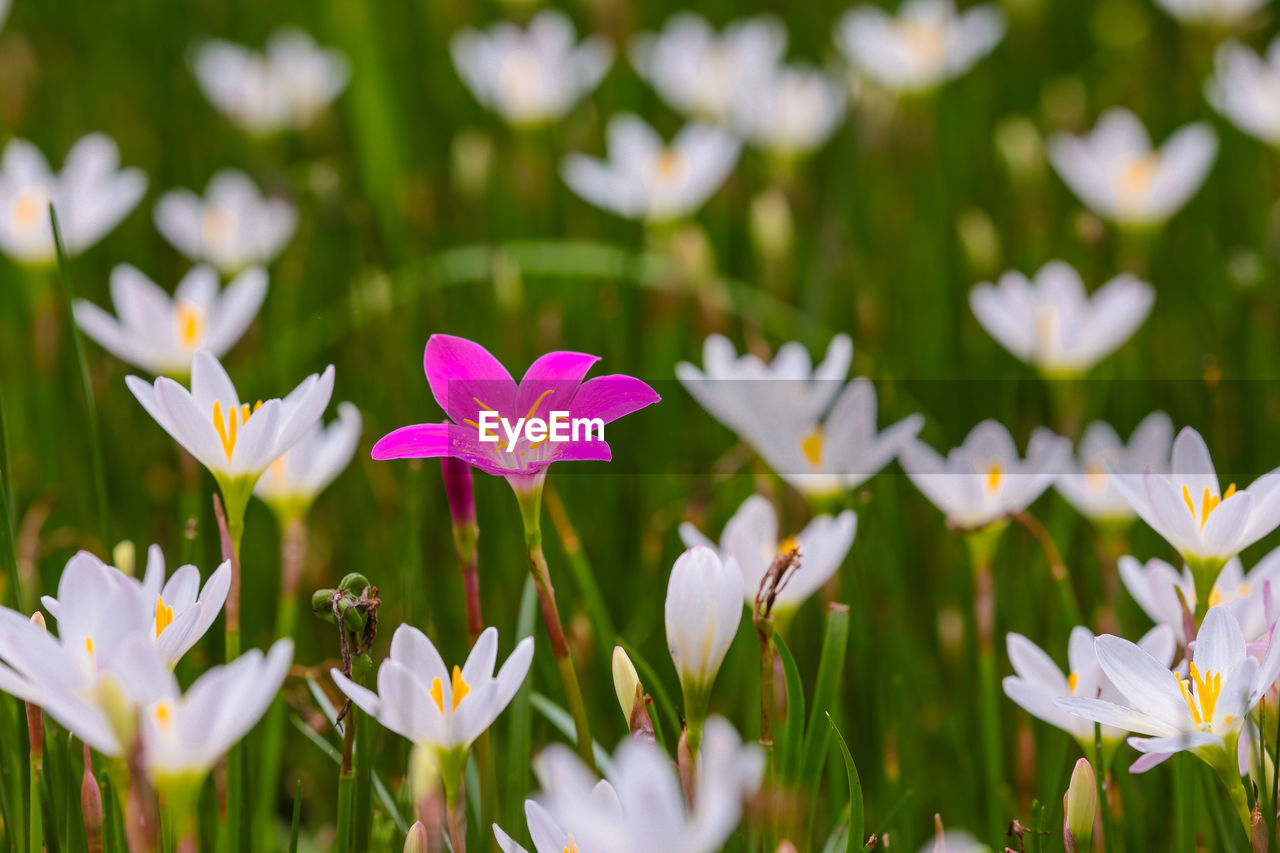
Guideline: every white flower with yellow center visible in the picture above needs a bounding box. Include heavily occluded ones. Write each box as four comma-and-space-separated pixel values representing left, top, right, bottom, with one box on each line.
451, 10, 613, 127
126, 349, 335, 513
679, 494, 856, 610
834, 0, 1005, 94
562, 113, 740, 223
1119, 554, 1280, 647
332, 625, 532, 784
154, 170, 298, 274
1206, 39, 1280, 148
253, 401, 361, 519
1155, 0, 1267, 25
728, 63, 846, 157
0, 133, 146, 266
1047, 108, 1217, 229
900, 420, 1072, 530
969, 261, 1154, 376
73, 263, 267, 378
629, 13, 786, 122
1055, 413, 1173, 522
192, 27, 350, 135
1058, 606, 1280, 778
1004, 625, 1176, 757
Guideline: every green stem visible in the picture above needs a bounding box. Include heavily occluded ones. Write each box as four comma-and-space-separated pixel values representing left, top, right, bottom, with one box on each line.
28, 750, 42, 853
1094, 727, 1116, 853
966, 526, 1005, 840
1218, 762, 1254, 836
0, 388, 21, 612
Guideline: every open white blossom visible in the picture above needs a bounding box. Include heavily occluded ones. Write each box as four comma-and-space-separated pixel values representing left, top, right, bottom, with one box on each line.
728, 64, 846, 157
1206, 39, 1280, 148
1055, 413, 1173, 523
155, 170, 297, 273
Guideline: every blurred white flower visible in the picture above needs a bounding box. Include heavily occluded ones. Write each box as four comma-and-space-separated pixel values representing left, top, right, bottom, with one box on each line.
155, 170, 298, 273
834, 0, 1005, 93
192, 27, 350, 135
253, 401, 362, 517
1056, 413, 1174, 522
665, 546, 743, 727
0, 133, 146, 266
1155, 0, 1267, 25
970, 260, 1154, 375
1119, 554, 1280, 645
680, 494, 856, 610
1206, 39, 1280, 148
73, 264, 267, 378
1004, 624, 1176, 752
1047, 108, 1217, 228
728, 64, 846, 156
126, 349, 335, 492
900, 420, 1072, 529
676, 334, 922, 497
451, 10, 612, 126
916, 832, 990, 853
562, 114, 740, 222
630, 13, 786, 122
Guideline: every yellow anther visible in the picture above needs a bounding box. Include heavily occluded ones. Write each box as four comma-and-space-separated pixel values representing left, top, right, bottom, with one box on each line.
1086, 461, 1107, 489
430, 666, 471, 713
1067, 672, 1079, 694
563, 839, 581, 853
899, 20, 945, 62
153, 700, 172, 730
1183, 483, 1235, 530
13, 189, 43, 228
175, 303, 203, 348
213, 401, 259, 462
154, 595, 174, 638
657, 149, 682, 179
800, 427, 823, 467
1119, 154, 1160, 201
986, 462, 1003, 492
84, 636, 94, 656
1208, 587, 1223, 608
1176, 663, 1222, 726
1224, 483, 1237, 499
778, 535, 800, 555
524, 389, 554, 421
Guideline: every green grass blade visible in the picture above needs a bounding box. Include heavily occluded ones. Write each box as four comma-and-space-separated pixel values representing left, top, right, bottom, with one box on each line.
826, 714, 864, 853
288, 780, 301, 853
774, 634, 806, 785
800, 604, 851, 801
529, 692, 612, 774
506, 575, 538, 845
0, 387, 20, 613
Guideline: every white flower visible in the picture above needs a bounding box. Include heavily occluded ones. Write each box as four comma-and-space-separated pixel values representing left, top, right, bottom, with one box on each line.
73, 264, 267, 378
0, 133, 146, 265
451, 10, 612, 126
40, 546, 230, 669
969, 261, 1154, 375
916, 832, 989, 853
679, 494, 856, 609
1206, 39, 1280, 148
900, 420, 1072, 529
562, 113, 740, 223
676, 334, 922, 497
155, 170, 298, 273
1056, 413, 1174, 522
629, 13, 786, 122
1047, 108, 1217, 228
834, 0, 1005, 93
192, 27, 350, 135
503, 715, 763, 853
1058, 606, 1280, 772
1107, 426, 1280, 573
332, 625, 533, 757
126, 349, 335, 492
1155, 0, 1267, 25
728, 64, 845, 156
253, 401, 361, 516
1004, 624, 1176, 750
1120, 554, 1280, 646
665, 547, 743, 713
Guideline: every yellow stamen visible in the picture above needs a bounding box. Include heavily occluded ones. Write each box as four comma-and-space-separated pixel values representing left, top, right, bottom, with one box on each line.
563, 839, 581, 853
986, 462, 1003, 492
153, 700, 172, 730
154, 595, 174, 638
800, 427, 823, 467
1208, 587, 1223, 608
899, 21, 945, 62
1182, 482, 1236, 530
84, 636, 94, 656
212, 401, 260, 462
1067, 672, 1079, 694
1175, 662, 1222, 726
1086, 461, 1107, 490
1119, 154, 1160, 201
13, 189, 43, 228
430, 665, 471, 713
657, 150, 682, 180
175, 303, 203, 348
778, 535, 800, 555
524, 389, 554, 421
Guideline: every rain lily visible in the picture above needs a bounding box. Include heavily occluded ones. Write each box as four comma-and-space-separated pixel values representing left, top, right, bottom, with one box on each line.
370, 334, 659, 491
1107, 426, 1280, 615
1119, 553, 1280, 646
155, 169, 298, 273
332, 625, 533, 794
629, 13, 786, 122
969, 261, 1154, 376
0, 133, 146, 266
73, 263, 268, 378
1055, 413, 1173, 523
900, 420, 1072, 530
1058, 606, 1280, 827
1047, 108, 1217, 228
498, 715, 763, 853
1206, 39, 1280, 148
728, 64, 846, 157
666, 546, 744, 746
1154, 0, 1267, 25
451, 10, 612, 126
834, 0, 1006, 94
676, 334, 922, 497
192, 27, 350, 135
916, 832, 989, 853
561, 113, 740, 223
253, 401, 361, 519
679, 494, 856, 610
1004, 625, 1176, 759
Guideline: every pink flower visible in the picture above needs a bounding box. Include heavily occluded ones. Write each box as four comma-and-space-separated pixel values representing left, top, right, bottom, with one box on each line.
371, 335, 660, 486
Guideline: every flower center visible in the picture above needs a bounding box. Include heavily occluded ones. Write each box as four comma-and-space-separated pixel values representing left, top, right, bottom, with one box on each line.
1181, 483, 1236, 530
800, 427, 824, 467
983, 461, 1003, 493
212, 400, 262, 462
11, 186, 47, 232
202, 205, 234, 246
1034, 306, 1060, 361
175, 302, 204, 349
154, 595, 174, 638
563, 838, 581, 853
656, 149, 684, 181
1067, 672, 1079, 693
430, 665, 471, 713
152, 699, 173, 731
899, 20, 945, 65
1118, 154, 1160, 207
1085, 460, 1107, 490
497, 49, 541, 108
1175, 662, 1221, 727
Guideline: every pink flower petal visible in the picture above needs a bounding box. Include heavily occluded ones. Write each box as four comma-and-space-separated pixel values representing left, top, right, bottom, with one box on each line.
568, 374, 660, 424
423, 335, 518, 426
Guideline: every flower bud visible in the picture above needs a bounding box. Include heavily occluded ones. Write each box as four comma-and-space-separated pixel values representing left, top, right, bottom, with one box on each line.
1063, 757, 1097, 853
81, 743, 103, 850
611, 646, 641, 724
112, 540, 136, 578
441, 456, 477, 529
750, 187, 794, 264
26, 612, 45, 755
404, 821, 429, 853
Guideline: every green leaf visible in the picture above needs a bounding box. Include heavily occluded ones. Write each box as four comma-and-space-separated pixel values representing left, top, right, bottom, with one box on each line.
774, 633, 806, 784
505, 575, 539, 845
800, 604, 851, 801
827, 713, 864, 853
